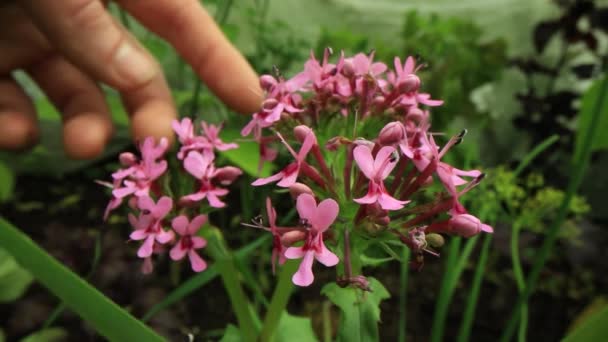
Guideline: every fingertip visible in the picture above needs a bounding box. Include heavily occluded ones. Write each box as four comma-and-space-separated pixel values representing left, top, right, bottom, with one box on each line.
129, 100, 176, 146
0, 111, 40, 151
63, 111, 113, 159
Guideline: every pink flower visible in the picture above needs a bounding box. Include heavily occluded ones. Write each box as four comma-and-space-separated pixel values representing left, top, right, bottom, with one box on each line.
200, 122, 238, 152
182, 151, 240, 208
284, 194, 340, 286
172, 118, 207, 160
252, 131, 316, 188
129, 196, 174, 258
353, 145, 409, 210
170, 215, 208, 272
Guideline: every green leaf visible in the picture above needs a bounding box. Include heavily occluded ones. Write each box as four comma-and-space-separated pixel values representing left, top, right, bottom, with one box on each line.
274, 312, 318, 342
219, 128, 273, 177
574, 76, 608, 162
563, 306, 608, 342
20, 328, 68, 342
0, 161, 14, 202
0, 248, 33, 302
0, 328, 5, 342
321, 277, 390, 342
0, 217, 164, 341
220, 324, 243, 342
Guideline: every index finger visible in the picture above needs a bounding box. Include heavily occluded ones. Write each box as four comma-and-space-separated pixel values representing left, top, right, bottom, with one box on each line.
119, 0, 263, 114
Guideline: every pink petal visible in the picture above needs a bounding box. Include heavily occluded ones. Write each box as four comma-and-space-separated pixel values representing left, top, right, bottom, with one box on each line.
142, 257, 154, 274
296, 193, 317, 221
394, 57, 403, 77
207, 193, 226, 208
112, 186, 135, 199
375, 146, 397, 179
252, 172, 284, 186
378, 193, 408, 211
482, 224, 494, 233
137, 235, 155, 258
191, 236, 207, 249
276, 168, 299, 188
156, 229, 174, 244
266, 197, 277, 227
284, 246, 306, 259
184, 151, 208, 179
188, 215, 208, 235
297, 132, 316, 161
354, 187, 378, 204
170, 242, 188, 261
172, 215, 189, 235
315, 241, 339, 267
188, 250, 207, 272
292, 251, 315, 287
137, 196, 155, 212
181, 192, 207, 203
353, 145, 375, 179
130, 229, 148, 241
404, 56, 415, 75
370, 62, 387, 75
313, 198, 339, 232
155, 196, 173, 218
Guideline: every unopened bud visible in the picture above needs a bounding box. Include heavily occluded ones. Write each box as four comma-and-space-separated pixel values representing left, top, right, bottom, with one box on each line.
119, 152, 137, 166
262, 98, 278, 110
378, 121, 406, 145
281, 230, 306, 246
449, 214, 493, 238
215, 166, 243, 185
293, 125, 314, 143
342, 60, 355, 77
398, 74, 420, 93
406, 107, 425, 122
426, 233, 445, 248
289, 183, 314, 199
260, 75, 277, 91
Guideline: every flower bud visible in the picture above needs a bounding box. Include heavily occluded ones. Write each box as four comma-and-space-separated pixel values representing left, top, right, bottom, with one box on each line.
406, 107, 424, 122
342, 59, 355, 77
398, 74, 420, 93
449, 214, 494, 238
378, 122, 406, 145
262, 98, 278, 111
289, 183, 314, 199
281, 230, 306, 246
119, 152, 137, 166
426, 233, 445, 248
372, 95, 385, 107
293, 125, 314, 143
260, 75, 277, 91
214, 166, 243, 185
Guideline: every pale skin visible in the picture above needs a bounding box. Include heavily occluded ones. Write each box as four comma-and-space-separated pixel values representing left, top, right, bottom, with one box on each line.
0, 0, 263, 159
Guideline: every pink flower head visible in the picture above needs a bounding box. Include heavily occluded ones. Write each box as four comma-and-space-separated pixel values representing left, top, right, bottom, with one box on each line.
200, 122, 238, 152
104, 138, 168, 219
252, 130, 316, 188
129, 196, 174, 258
181, 151, 237, 208
284, 194, 340, 286
353, 145, 409, 210
170, 215, 208, 272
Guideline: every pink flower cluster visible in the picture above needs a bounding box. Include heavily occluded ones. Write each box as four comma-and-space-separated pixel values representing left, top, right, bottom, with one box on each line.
242, 49, 493, 287
101, 119, 242, 273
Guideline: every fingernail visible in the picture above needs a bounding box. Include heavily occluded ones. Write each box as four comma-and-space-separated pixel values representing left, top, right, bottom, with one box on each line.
113, 41, 157, 86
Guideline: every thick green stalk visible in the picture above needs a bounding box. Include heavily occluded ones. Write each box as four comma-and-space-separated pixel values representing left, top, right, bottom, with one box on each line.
207, 236, 259, 342
430, 237, 461, 342
399, 246, 411, 342
457, 234, 492, 342
499, 76, 608, 342
259, 260, 300, 342
0, 217, 164, 341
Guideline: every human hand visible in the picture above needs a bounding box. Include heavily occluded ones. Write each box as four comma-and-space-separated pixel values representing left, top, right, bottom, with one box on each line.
0, 0, 262, 159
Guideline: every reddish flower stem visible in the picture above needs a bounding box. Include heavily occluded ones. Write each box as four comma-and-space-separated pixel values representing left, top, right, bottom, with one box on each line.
400, 157, 437, 200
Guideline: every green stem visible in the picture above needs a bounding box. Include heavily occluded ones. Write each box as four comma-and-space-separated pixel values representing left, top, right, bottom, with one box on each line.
430, 237, 461, 342
207, 236, 259, 342
510, 222, 528, 341
457, 234, 492, 342
323, 300, 332, 342
499, 76, 608, 342
259, 259, 299, 342
399, 246, 411, 342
